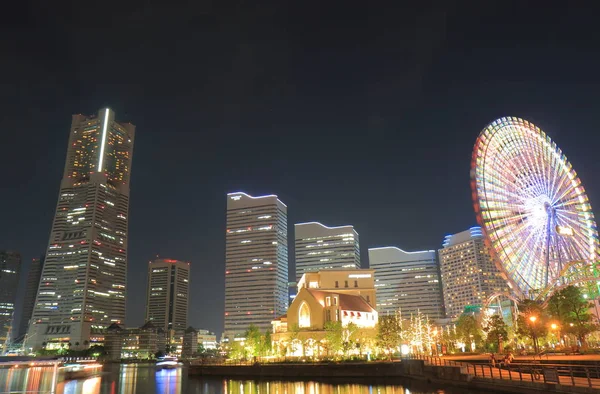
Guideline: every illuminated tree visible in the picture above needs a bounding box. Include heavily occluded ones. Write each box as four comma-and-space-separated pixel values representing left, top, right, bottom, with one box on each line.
455, 314, 482, 351
548, 285, 598, 348
228, 341, 245, 360
324, 321, 344, 358
263, 330, 272, 355
244, 325, 262, 358
376, 315, 401, 359
288, 324, 300, 356
516, 299, 547, 354
405, 311, 436, 355
483, 314, 508, 352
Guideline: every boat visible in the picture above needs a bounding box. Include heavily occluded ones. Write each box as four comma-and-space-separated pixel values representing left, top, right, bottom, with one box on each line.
156, 356, 182, 369
62, 360, 103, 380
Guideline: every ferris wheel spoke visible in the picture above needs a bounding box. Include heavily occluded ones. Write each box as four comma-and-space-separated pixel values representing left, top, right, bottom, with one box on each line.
552, 176, 581, 206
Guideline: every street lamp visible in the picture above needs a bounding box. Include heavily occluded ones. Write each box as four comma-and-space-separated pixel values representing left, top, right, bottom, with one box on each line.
529, 316, 537, 323
528, 316, 539, 354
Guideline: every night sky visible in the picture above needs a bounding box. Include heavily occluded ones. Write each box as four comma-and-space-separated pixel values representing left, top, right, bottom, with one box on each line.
2, 2, 600, 338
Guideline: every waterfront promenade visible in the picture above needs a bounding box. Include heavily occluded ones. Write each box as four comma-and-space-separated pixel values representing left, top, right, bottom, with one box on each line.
189, 355, 600, 393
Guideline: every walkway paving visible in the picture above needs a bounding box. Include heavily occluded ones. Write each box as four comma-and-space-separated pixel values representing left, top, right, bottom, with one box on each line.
461, 363, 600, 388
445, 354, 600, 362
423, 356, 600, 389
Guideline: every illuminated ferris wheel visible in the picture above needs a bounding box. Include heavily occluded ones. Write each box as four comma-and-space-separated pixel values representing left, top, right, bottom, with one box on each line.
471, 117, 598, 297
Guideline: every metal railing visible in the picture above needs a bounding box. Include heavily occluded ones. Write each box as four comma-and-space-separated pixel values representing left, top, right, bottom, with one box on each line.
420, 356, 600, 389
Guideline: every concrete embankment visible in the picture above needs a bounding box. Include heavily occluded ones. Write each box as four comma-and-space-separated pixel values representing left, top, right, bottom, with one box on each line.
188, 360, 599, 394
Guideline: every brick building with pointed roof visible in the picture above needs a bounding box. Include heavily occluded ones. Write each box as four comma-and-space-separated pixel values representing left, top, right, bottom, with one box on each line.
271, 269, 378, 358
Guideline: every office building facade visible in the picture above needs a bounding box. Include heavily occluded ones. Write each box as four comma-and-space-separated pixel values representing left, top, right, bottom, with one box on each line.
438, 227, 509, 319
224, 192, 288, 339
145, 259, 190, 333
294, 222, 360, 281
17, 255, 45, 340
369, 247, 444, 319
0, 251, 22, 351
27, 108, 135, 350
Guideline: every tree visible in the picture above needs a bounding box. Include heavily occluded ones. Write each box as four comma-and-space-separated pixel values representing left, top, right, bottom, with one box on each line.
228, 341, 245, 360
86, 345, 105, 358
548, 286, 598, 348
197, 343, 206, 355
516, 299, 547, 354
324, 321, 344, 358
244, 325, 263, 358
288, 324, 300, 356
262, 330, 272, 356
455, 314, 482, 351
377, 315, 402, 360
483, 315, 508, 352
355, 329, 376, 356
341, 322, 359, 356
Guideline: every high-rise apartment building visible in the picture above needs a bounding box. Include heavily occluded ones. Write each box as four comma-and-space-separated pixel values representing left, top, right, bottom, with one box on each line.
27, 108, 135, 350
145, 259, 190, 333
368, 247, 444, 320
295, 222, 360, 281
438, 227, 509, 319
17, 255, 45, 340
224, 192, 288, 339
0, 251, 22, 351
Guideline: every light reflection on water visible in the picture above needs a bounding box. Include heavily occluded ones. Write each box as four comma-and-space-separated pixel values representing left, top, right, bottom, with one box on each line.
0, 364, 483, 394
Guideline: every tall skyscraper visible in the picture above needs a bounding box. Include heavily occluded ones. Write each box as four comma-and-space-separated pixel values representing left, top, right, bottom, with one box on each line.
17, 255, 45, 340
27, 108, 135, 350
438, 227, 509, 319
224, 192, 288, 339
0, 251, 22, 351
295, 222, 360, 281
369, 247, 444, 320
145, 259, 190, 333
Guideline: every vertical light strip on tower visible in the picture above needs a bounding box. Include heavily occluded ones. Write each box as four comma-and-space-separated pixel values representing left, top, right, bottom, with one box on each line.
97, 108, 110, 172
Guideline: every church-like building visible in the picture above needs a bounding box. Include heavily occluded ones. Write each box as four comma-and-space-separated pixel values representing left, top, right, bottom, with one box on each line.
271, 269, 378, 357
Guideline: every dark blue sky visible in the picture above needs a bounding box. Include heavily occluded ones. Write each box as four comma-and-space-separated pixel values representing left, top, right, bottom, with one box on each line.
2, 2, 600, 337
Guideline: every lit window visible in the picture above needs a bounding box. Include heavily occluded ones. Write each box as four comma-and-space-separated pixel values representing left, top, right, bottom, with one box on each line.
298, 302, 310, 328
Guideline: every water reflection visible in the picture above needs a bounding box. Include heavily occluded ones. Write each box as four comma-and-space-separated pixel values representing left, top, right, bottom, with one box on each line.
0, 366, 57, 393
0, 364, 485, 394
223, 380, 416, 394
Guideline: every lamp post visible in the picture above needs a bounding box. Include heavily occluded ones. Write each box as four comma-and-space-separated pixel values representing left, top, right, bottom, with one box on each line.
529, 316, 539, 354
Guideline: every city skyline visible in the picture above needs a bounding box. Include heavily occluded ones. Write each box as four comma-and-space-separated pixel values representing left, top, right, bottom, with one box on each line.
3, 3, 600, 339
0, 251, 21, 352
224, 192, 288, 339
368, 247, 444, 320
146, 258, 190, 333
294, 222, 361, 281
16, 255, 44, 341
438, 227, 509, 319
26, 108, 135, 350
